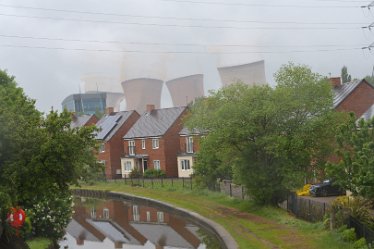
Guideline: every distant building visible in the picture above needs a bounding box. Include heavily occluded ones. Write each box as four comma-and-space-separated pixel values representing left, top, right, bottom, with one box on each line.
121, 78, 163, 114
217, 60, 267, 87
332, 78, 374, 118
122, 105, 187, 177
62, 92, 124, 115
166, 74, 204, 107
95, 110, 140, 179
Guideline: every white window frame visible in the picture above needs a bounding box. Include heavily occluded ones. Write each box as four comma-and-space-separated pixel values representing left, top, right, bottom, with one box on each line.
181, 159, 191, 170
153, 160, 161, 170
186, 136, 193, 153
141, 139, 146, 149
146, 211, 151, 222
99, 142, 105, 153
103, 208, 109, 219
128, 140, 135, 156
152, 138, 159, 149
91, 208, 96, 219
124, 161, 132, 171
133, 205, 140, 221
157, 212, 164, 223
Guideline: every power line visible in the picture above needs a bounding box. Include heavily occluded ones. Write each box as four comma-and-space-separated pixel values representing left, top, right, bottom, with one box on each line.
0, 13, 361, 31
0, 43, 363, 54
159, 0, 359, 8
0, 3, 365, 25
0, 33, 366, 48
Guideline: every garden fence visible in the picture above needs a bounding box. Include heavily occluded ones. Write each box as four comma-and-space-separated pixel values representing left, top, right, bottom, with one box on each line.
348, 215, 374, 245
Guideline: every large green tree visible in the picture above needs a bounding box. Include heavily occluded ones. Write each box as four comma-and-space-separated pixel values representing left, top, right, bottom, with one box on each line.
326, 114, 374, 199
0, 69, 100, 246
186, 63, 341, 205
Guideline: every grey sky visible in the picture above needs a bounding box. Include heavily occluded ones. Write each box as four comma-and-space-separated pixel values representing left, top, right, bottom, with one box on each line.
0, 0, 373, 113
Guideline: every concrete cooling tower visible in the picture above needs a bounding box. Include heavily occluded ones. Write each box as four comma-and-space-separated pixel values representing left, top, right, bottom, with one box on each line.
217, 60, 266, 87
121, 78, 163, 114
166, 74, 204, 107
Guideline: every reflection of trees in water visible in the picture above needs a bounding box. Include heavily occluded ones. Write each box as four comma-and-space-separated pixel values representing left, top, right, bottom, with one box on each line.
197, 229, 223, 249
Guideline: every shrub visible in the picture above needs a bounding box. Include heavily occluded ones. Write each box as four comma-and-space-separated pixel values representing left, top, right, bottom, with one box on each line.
340, 227, 356, 242
129, 168, 142, 178
144, 169, 166, 178
353, 238, 368, 249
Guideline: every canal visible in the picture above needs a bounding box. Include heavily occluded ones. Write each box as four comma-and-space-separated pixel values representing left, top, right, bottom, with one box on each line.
59, 197, 224, 249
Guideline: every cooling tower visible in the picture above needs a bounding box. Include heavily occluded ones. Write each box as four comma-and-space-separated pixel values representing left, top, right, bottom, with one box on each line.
217, 60, 266, 87
166, 74, 204, 107
121, 78, 163, 114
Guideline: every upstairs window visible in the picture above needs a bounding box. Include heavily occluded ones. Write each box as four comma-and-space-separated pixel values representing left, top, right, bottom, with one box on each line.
152, 138, 159, 149
133, 205, 140, 221
99, 143, 105, 153
103, 208, 109, 219
128, 140, 135, 156
186, 136, 193, 153
141, 139, 146, 149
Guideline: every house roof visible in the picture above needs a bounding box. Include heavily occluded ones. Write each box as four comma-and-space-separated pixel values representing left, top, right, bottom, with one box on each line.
96, 111, 135, 141
179, 127, 205, 136
123, 106, 186, 139
359, 104, 374, 121
70, 114, 95, 129
333, 79, 362, 108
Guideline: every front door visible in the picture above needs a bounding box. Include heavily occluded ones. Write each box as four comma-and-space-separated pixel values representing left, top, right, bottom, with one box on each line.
143, 160, 148, 171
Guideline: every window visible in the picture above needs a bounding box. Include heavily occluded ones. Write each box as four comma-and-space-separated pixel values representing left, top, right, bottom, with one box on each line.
133, 205, 139, 221
103, 208, 109, 219
128, 140, 135, 156
99, 143, 105, 153
157, 212, 164, 223
186, 136, 193, 153
124, 161, 132, 171
141, 139, 146, 149
146, 211, 151, 222
152, 138, 159, 149
153, 160, 161, 170
90, 208, 96, 219
181, 160, 191, 170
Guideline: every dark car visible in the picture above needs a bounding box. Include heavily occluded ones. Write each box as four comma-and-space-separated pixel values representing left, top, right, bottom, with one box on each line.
309, 180, 345, 197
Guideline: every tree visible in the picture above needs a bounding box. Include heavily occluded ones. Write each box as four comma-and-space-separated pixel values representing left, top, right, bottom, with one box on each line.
326, 114, 374, 200
0, 69, 101, 247
186, 63, 341, 205
341, 66, 352, 83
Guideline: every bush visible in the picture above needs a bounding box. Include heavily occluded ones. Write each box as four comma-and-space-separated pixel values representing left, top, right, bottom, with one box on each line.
27, 192, 73, 244
353, 238, 368, 249
129, 168, 142, 178
340, 227, 356, 242
143, 169, 166, 178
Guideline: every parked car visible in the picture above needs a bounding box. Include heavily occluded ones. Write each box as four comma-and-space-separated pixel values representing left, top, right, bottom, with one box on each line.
309, 180, 345, 197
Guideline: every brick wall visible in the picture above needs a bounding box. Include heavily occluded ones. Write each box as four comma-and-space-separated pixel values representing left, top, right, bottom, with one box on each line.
98, 112, 140, 179
336, 81, 374, 118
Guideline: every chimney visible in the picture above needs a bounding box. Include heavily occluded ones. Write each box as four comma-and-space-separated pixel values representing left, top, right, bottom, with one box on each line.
146, 104, 155, 113
329, 77, 341, 88
105, 107, 114, 115
76, 237, 84, 245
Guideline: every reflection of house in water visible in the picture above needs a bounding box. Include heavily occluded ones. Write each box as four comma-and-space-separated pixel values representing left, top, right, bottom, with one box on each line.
60, 199, 206, 249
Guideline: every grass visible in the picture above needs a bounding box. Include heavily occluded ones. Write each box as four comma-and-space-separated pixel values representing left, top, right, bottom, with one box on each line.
76, 181, 355, 249
27, 238, 50, 249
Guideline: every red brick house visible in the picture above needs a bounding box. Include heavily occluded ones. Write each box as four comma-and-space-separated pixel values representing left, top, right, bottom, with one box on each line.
121, 105, 187, 177
332, 78, 374, 118
96, 110, 140, 179
177, 128, 204, 177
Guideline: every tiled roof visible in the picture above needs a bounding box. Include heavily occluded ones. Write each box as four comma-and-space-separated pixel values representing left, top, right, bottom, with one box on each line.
359, 104, 374, 121
179, 127, 205, 136
70, 114, 94, 129
333, 80, 361, 108
96, 111, 135, 141
124, 106, 186, 139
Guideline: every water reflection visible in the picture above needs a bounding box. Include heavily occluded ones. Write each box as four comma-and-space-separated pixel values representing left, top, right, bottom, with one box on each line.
59, 197, 222, 249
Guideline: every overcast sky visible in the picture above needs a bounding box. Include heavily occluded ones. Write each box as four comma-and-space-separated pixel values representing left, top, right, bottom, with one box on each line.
0, 0, 373, 113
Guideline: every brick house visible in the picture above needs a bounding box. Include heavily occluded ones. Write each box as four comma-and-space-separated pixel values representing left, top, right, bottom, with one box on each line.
332, 78, 374, 118
70, 113, 98, 128
121, 105, 187, 177
96, 110, 140, 179
177, 128, 204, 178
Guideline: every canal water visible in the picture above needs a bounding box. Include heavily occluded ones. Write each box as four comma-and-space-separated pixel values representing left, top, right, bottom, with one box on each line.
59, 197, 223, 249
